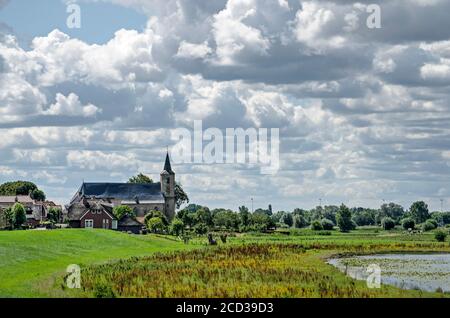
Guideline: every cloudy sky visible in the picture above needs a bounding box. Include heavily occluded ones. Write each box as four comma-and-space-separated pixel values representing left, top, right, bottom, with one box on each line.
1, 0, 450, 211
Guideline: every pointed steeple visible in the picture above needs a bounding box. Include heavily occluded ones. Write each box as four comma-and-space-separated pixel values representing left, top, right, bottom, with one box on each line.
163, 151, 174, 175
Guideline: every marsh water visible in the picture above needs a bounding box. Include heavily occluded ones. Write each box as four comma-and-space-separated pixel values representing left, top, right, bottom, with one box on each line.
328, 253, 450, 293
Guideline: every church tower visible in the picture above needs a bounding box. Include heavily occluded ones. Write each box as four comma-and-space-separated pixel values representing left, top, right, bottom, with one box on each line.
160, 152, 176, 220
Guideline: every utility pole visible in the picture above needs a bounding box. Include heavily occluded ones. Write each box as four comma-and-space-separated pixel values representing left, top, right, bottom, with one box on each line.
251, 198, 254, 214
319, 198, 322, 208
440, 199, 444, 213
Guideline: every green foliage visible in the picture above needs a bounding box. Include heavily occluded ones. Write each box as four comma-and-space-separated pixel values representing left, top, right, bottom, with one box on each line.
401, 218, 415, 230
381, 217, 396, 230
0, 181, 46, 202
281, 213, 294, 227
379, 203, 405, 223
311, 220, 323, 231
112, 205, 134, 220
169, 218, 184, 236
47, 207, 62, 224
352, 208, 377, 226
127, 173, 153, 184
336, 204, 355, 232
422, 219, 438, 232
434, 230, 448, 242
30, 189, 46, 201
193, 223, 208, 235
410, 201, 430, 224
144, 210, 168, 226
293, 214, 307, 228
321, 218, 334, 230
12, 203, 26, 228
213, 210, 240, 231
238, 206, 250, 226
146, 217, 167, 234
175, 183, 189, 209
93, 284, 116, 298
250, 212, 275, 232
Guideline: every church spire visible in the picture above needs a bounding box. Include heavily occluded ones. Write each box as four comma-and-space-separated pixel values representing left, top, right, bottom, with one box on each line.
163, 150, 174, 175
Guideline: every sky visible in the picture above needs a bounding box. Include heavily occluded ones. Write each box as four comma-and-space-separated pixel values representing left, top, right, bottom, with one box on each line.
0, 0, 450, 212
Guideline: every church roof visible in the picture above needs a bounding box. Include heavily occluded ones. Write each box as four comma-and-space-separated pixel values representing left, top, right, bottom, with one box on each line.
78, 182, 164, 201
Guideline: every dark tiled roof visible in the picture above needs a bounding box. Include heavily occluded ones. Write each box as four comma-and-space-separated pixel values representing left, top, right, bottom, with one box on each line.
80, 182, 164, 201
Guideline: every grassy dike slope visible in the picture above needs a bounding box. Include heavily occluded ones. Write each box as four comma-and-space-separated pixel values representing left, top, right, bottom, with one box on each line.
0, 229, 196, 297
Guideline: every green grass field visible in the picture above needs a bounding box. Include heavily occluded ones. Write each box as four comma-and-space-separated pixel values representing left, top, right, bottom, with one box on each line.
0, 228, 449, 298
0, 229, 197, 297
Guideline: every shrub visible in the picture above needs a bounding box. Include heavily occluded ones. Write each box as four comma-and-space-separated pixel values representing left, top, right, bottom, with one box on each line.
401, 218, 415, 230
381, 217, 395, 230
146, 217, 166, 234
434, 230, 448, 242
93, 284, 116, 298
169, 218, 184, 236
311, 220, 323, 231
320, 218, 334, 230
194, 223, 208, 235
422, 220, 437, 232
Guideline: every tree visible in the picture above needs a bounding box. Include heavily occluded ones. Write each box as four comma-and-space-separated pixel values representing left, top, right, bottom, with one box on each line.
336, 204, 355, 232
381, 217, 395, 230
213, 210, 240, 231
112, 205, 134, 220
144, 210, 168, 226
293, 214, 307, 228
175, 183, 189, 209
321, 218, 334, 230
169, 218, 184, 236
1, 207, 14, 229
281, 213, 293, 227
127, 173, 153, 184
379, 203, 405, 223
12, 203, 26, 228
0, 181, 46, 201
410, 201, 430, 224
31, 189, 46, 201
311, 220, 323, 231
195, 207, 212, 226
401, 218, 415, 230
238, 206, 250, 227
47, 207, 62, 223
147, 217, 166, 234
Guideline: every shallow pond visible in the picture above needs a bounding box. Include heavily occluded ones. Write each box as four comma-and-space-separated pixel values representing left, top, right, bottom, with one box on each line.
328, 253, 450, 293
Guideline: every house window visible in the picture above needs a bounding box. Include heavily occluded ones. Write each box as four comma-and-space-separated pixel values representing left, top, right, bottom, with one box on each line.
102, 219, 109, 229
112, 220, 118, 230
85, 219, 94, 228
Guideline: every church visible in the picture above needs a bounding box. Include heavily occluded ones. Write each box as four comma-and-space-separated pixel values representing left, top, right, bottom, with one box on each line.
66, 153, 176, 233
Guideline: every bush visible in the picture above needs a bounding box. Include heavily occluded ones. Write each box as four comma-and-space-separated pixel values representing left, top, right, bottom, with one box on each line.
422, 219, 437, 232
169, 218, 184, 236
381, 217, 395, 230
146, 217, 166, 234
193, 223, 208, 235
311, 220, 323, 231
321, 218, 334, 230
401, 218, 415, 230
434, 230, 448, 242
